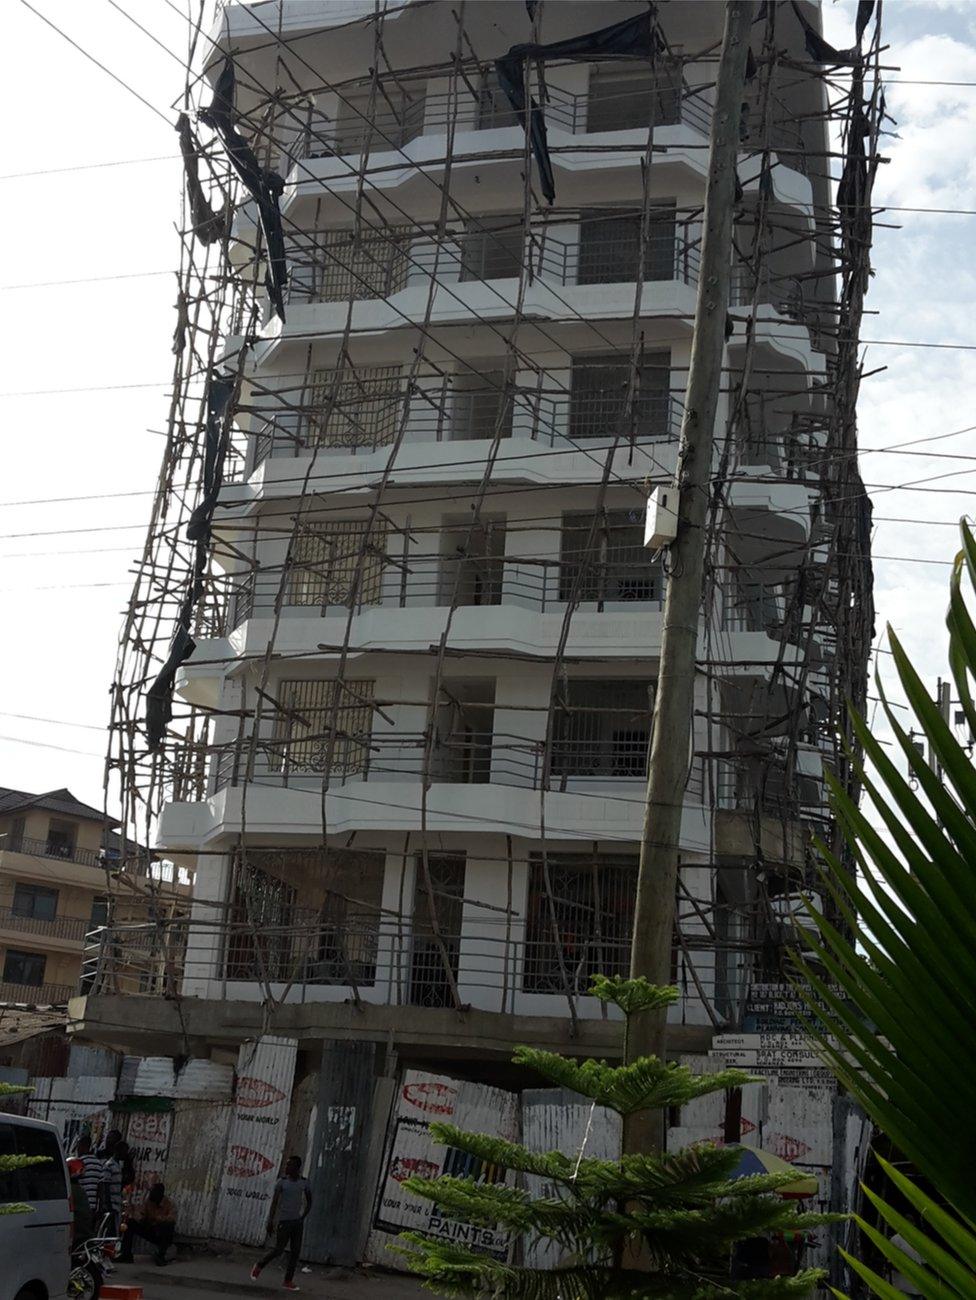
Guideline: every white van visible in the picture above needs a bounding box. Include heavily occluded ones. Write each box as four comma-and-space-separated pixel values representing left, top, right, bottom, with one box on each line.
0, 1114, 70, 1300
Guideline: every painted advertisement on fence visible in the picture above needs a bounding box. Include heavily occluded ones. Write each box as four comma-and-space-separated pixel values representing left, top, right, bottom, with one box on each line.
211, 1036, 298, 1245
125, 1109, 173, 1201
365, 1070, 519, 1267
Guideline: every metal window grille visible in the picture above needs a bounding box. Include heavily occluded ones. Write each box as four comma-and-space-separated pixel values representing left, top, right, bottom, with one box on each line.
270, 679, 375, 777
293, 228, 411, 303
306, 365, 402, 450
577, 206, 677, 284
459, 217, 524, 281
226, 864, 297, 981
409, 853, 465, 1007
551, 680, 652, 778
288, 520, 386, 608
586, 63, 683, 133
568, 351, 670, 439
334, 84, 426, 153
559, 509, 661, 604
451, 370, 514, 440
523, 852, 638, 993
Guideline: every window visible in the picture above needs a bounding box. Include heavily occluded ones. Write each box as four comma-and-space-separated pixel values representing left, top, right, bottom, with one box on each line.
586, 64, 683, 133
0, 1122, 67, 1203
410, 854, 465, 1007
523, 852, 637, 992
568, 352, 671, 440
451, 370, 514, 441
293, 230, 411, 303
333, 82, 426, 154
45, 820, 77, 860
438, 520, 505, 607
559, 509, 661, 605
227, 850, 384, 987
434, 680, 494, 784
89, 896, 109, 929
305, 366, 402, 449
3, 949, 47, 988
577, 206, 677, 285
270, 679, 375, 777
551, 680, 652, 778
477, 70, 519, 129
15, 1123, 68, 1201
226, 864, 297, 982
1, 817, 25, 852
11, 884, 58, 922
459, 217, 524, 282
288, 520, 386, 609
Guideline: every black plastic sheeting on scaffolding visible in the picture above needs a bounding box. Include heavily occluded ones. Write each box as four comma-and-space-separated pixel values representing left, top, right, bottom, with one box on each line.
200, 57, 288, 321
789, 0, 875, 65
495, 11, 667, 204
145, 375, 235, 751
176, 113, 228, 245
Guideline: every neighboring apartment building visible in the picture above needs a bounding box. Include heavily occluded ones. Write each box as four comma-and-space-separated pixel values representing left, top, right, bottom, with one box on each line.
81, 0, 872, 1079
0, 786, 194, 1004
0, 787, 116, 1003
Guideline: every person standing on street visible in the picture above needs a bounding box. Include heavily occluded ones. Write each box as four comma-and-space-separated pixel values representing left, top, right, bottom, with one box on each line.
249, 1156, 312, 1291
104, 1139, 134, 1234
73, 1135, 110, 1227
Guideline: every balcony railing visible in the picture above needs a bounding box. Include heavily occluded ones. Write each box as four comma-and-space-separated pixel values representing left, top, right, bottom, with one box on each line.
0, 908, 89, 943
287, 82, 712, 168
0, 834, 105, 870
248, 379, 684, 468
81, 912, 724, 1021
218, 552, 665, 632
0, 979, 75, 1005
285, 221, 701, 305
210, 734, 708, 799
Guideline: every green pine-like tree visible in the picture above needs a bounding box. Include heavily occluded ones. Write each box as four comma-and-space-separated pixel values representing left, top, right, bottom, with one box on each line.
0, 1082, 49, 1216
397, 977, 833, 1299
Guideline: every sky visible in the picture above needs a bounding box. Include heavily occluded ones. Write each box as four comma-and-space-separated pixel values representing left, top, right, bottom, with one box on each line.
0, 0, 973, 815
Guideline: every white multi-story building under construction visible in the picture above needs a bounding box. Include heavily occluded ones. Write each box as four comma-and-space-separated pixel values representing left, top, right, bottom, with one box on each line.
84, 0, 875, 1102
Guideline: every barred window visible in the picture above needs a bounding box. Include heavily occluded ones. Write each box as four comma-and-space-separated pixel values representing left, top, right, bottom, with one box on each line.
523, 852, 637, 993
459, 217, 524, 282
559, 509, 661, 605
568, 351, 670, 440
292, 228, 411, 303
288, 520, 386, 609
586, 64, 683, 133
306, 365, 402, 450
451, 370, 514, 441
270, 679, 375, 777
551, 679, 652, 779
577, 205, 677, 285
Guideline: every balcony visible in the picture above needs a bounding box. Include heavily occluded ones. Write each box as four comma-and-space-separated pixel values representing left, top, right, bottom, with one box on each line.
0, 833, 104, 870
210, 731, 708, 798
0, 907, 89, 944
247, 373, 684, 471
287, 80, 711, 168
221, 550, 664, 633
81, 906, 719, 1028
285, 219, 701, 306
0, 979, 75, 1005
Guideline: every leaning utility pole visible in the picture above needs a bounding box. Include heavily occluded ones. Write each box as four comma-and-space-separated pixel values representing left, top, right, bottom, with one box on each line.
626, 0, 755, 1149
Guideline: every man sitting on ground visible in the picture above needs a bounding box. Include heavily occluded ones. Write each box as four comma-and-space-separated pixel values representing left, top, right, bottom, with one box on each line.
116, 1182, 177, 1266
